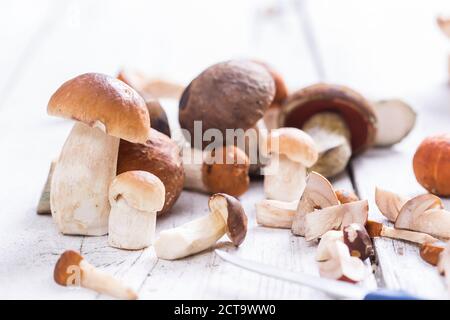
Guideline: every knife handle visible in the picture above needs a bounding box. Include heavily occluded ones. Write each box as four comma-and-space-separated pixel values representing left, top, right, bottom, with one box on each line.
364, 289, 422, 300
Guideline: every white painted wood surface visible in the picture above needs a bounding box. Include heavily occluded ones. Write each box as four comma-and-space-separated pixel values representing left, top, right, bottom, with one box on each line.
0, 0, 448, 299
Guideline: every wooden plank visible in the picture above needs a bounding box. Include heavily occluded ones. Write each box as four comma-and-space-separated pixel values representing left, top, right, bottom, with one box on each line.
307, 0, 450, 298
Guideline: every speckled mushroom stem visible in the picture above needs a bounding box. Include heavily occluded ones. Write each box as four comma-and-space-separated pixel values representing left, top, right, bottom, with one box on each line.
302, 112, 352, 178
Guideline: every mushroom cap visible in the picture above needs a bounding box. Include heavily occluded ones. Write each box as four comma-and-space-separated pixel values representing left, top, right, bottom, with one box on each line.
54, 250, 84, 286
146, 98, 171, 137
252, 60, 288, 105
209, 193, 248, 246
265, 127, 318, 166
343, 223, 374, 261
109, 171, 165, 213
279, 83, 377, 154
202, 145, 250, 197
420, 243, 445, 266
48, 73, 151, 144
413, 134, 450, 197
117, 129, 184, 216
179, 60, 276, 148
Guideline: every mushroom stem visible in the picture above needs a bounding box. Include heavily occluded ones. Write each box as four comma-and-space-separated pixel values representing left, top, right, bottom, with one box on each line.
154, 212, 226, 260
51, 122, 119, 235
366, 220, 439, 244
108, 198, 157, 250
302, 113, 352, 178
255, 199, 298, 228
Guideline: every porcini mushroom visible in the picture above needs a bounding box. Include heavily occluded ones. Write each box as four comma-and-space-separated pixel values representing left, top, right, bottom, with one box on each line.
375, 187, 408, 222
108, 171, 165, 250
255, 199, 298, 228
413, 134, 450, 197
182, 145, 250, 197
154, 193, 247, 260
48, 73, 151, 235
145, 97, 171, 137
279, 84, 377, 177
343, 223, 374, 261
291, 171, 340, 236
395, 194, 450, 239
366, 220, 439, 245
420, 243, 445, 266
117, 128, 184, 216
54, 250, 137, 299
262, 127, 318, 201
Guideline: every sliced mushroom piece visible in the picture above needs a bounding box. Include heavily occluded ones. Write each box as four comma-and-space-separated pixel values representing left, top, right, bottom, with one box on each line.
291, 171, 339, 236
343, 223, 374, 261
375, 187, 408, 222
182, 145, 250, 197
108, 171, 165, 250
54, 250, 137, 299
366, 220, 439, 245
255, 199, 298, 229
305, 200, 369, 241
335, 189, 359, 204
48, 73, 151, 235
316, 230, 344, 262
373, 99, 416, 147
262, 127, 318, 201
395, 194, 450, 239
154, 193, 247, 260
318, 241, 367, 283
420, 243, 445, 266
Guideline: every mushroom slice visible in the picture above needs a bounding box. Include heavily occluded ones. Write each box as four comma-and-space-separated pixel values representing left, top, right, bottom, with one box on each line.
318, 241, 367, 283
304, 200, 369, 241
291, 171, 339, 236
420, 243, 445, 266
54, 250, 137, 300
343, 223, 374, 261
154, 193, 247, 260
367, 220, 439, 245
108, 171, 165, 250
255, 199, 298, 229
335, 189, 359, 204
395, 194, 450, 239
375, 187, 408, 222
316, 230, 344, 262
373, 99, 416, 147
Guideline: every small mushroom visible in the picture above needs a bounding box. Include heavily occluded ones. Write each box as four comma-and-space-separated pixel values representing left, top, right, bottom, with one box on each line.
372, 99, 416, 147
413, 134, 450, 197
395, 194, 450, 239
279, 84, 377, 177
108, 171, 165, 250
54, 250, 137, 299
366, 220, 439, 244
262, 127, 318, 201
318, 241, 367, 283
291, 171, 340, 236
154, 193, 247, 260
48, 73, 151, 235
420, 243, 445, 266
304, 199, 369, 241
255, 199, 298, 229
182, 145, 250, 197
335, 189, 359, 204
343, 223, 374, 261
374, 187, 408, 222
117, 128, 184, 216
316, 230, 344, 262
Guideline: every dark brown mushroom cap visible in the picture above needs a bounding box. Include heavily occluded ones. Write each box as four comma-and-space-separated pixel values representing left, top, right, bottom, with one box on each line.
54, 250, 84, 286
117, 128, 184, 216
179, 60, 276, 148
343, 223, 374, 261
279, 83, 377, 154
146, 98, 171, 137
209, 193, 248, 246
252, 60, 288, 105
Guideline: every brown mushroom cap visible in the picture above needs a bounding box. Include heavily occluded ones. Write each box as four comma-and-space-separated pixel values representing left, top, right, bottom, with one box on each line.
202, 145, 250, 197
146, 98, 171, 137
117, 128, 184, 216
420, 243, 445, 266
179, 60, 276, 148
279, 83, 377, 154
343, 223, 374, 261
209, 193, 248, 246
252, 60, 288, 105
54, 250, 84, 286
48, 73, 151, 144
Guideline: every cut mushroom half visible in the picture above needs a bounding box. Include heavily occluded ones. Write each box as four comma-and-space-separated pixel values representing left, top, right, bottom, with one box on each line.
262, 127, 318, 201
154, 193, 247, 260
375, 187, 408, 222
182, 145, 250, 197
48, 73, 151, 236
395, 194, 450, 239
54, 250, 137, 300
373, 99, 416, 147
291, 171, 339, 236
255, 199, 298, 229
366, 220, 439, 245
108, 171, 165, 250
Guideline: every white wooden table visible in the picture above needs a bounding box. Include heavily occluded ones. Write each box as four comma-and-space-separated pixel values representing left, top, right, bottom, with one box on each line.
1, 0, 449, 299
